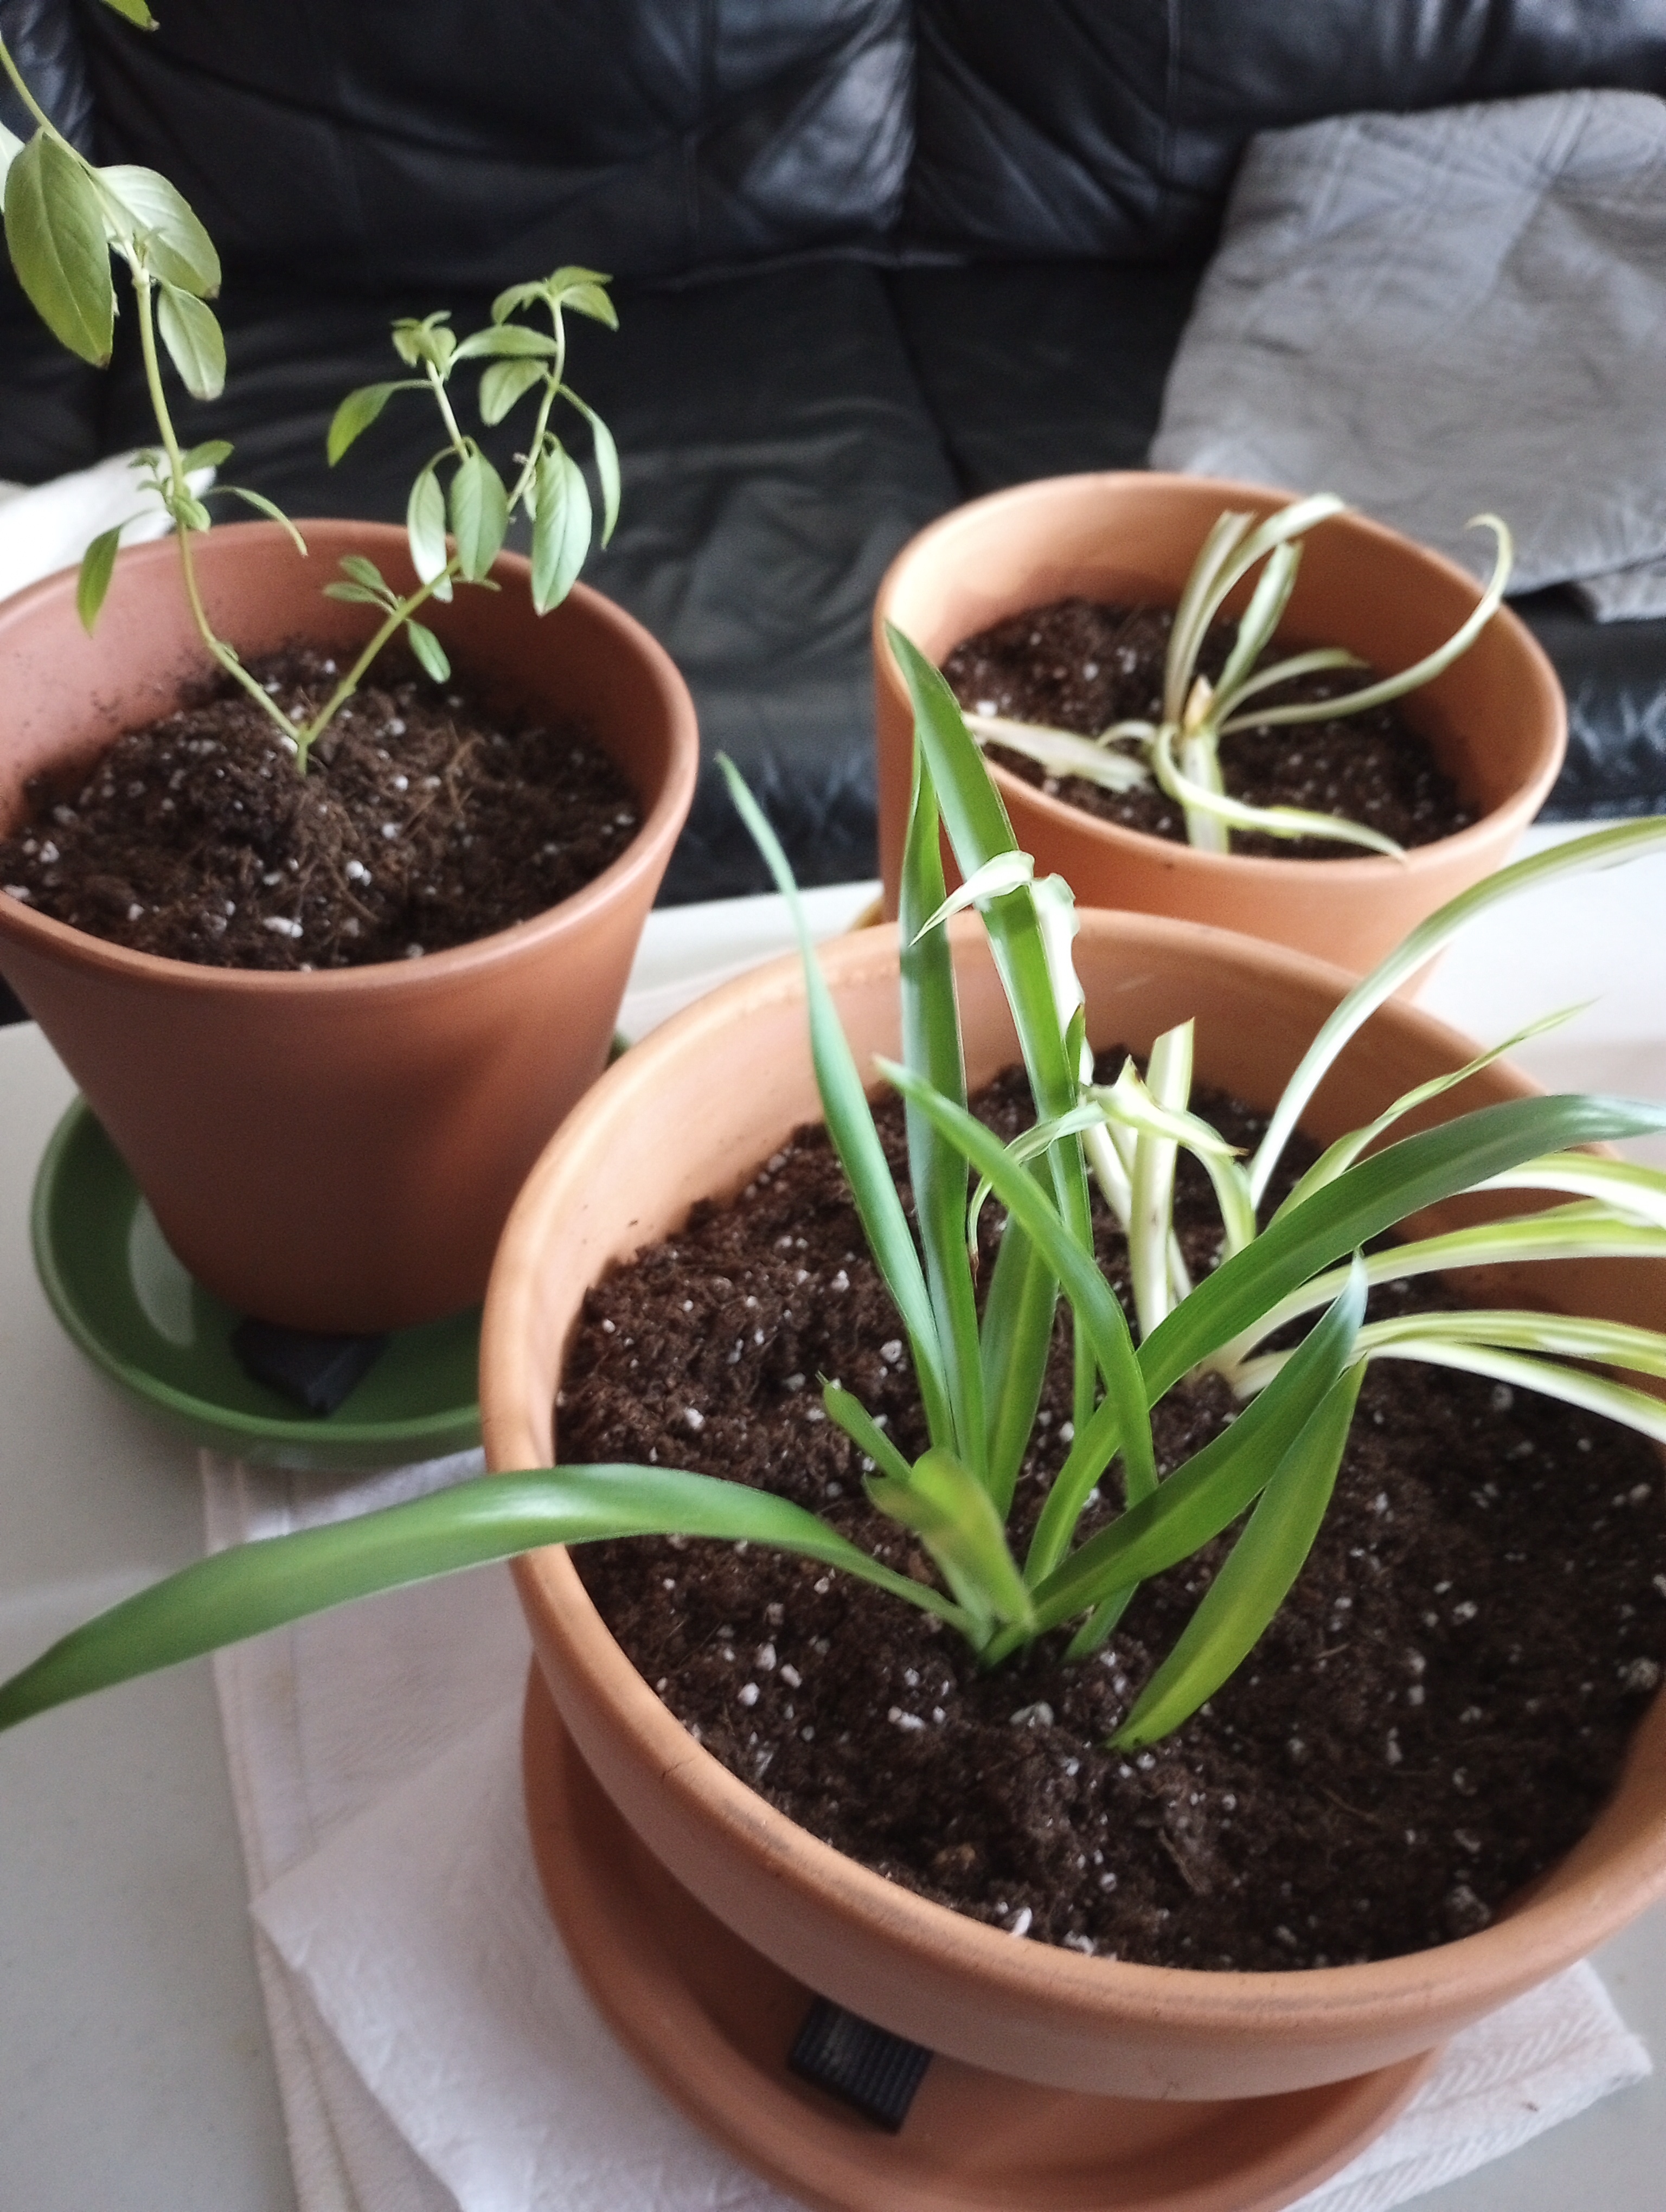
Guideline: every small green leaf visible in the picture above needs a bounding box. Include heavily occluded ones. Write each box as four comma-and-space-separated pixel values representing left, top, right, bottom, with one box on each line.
4, 133, 116, 365
555, 279, 618, 327
405, 618, 450, 684
490, 278, 549, 324
214, 485, 306, 554
530, 446, 591, 613
478, 356, 544, 427
326, 381, 415, 467
564, 393, 620, 545
97, 164, 220, 294
322, 581, 387, 607
406, 461, 451, 591
337, 553, 389, 595
157, 281, 225, 398
452, 324, 558, 362
390, 313, 455, 371
76, 524, 123, 633
449, 449, 509, 582
180, 438, 234, 472
171, 491, 212, 531
94, 0, 158, 25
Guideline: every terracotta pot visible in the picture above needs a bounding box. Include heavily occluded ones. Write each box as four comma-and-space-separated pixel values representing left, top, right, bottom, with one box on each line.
872, 474, 1567, 974
483, 912, 1666, 2120
0, 520, 698, 1332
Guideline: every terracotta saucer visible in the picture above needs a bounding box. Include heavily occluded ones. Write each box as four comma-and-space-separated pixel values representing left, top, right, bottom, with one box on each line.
521, 1666, 1437, 2212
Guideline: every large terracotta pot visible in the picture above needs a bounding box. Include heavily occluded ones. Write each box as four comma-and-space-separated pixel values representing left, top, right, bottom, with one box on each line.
873, 475, 1567, 973
483, 912, 1666, 2124
0, 521, 698, 1332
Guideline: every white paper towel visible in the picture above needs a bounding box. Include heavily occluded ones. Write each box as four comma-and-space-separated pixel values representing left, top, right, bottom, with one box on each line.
204, 1450, 1651, 2212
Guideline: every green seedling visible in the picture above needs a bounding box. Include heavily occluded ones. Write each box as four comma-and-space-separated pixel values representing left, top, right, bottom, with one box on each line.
0, 7, 619, 770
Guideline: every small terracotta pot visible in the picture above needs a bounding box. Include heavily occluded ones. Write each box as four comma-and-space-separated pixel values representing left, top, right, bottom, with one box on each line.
873, 475, 1567, 973
0, 521, 697, 1332
483, 912, 1666, 2111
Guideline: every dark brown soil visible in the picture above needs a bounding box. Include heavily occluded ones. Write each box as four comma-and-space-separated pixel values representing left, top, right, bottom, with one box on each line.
941, 599, 1473, 861
564, 1063, 1666, 1972
0, 647, 639, 969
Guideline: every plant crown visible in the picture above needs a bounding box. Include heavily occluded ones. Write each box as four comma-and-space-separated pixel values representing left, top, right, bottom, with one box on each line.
0, 2, 619, 770
4, 636, 1666, 1753
964, 494, 1514, 858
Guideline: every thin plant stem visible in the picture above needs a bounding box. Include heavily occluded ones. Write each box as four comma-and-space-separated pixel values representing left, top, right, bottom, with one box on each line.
132, 271, 300, 746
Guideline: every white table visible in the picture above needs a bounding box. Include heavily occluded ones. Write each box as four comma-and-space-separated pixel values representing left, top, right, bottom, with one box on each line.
3, 855, 1665, 2212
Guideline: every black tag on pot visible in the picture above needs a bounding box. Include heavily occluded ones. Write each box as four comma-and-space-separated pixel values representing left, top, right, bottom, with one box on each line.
231, 1317, 388, 1415
788, 1996, 933, 2131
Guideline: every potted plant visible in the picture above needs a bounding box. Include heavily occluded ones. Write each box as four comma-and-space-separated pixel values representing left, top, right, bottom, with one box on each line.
872, 473, 1567, 975
2, 636, 1663, 2209
0, 6, 697, 1330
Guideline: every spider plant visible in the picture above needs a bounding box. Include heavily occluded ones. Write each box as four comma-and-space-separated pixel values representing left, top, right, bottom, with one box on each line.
0, 2, 619, 770
3, 638, 1665, 1753
963, 494, 1513, 857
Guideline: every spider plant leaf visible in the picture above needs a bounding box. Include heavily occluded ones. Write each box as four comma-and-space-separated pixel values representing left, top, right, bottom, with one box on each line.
881, 1059, 1155, 1499
1151, 726, 1406, 858
1349, 1338, 1666, 1446
1476, 1150, 1666, 1226
1215, 646, 1367, 717
1218, 1203, 1666, 1367
886, 625, 1098, 1430
720, 756, 956, 1450
1250, 819, 1666, 1204
822, 1383, 913, 1487
1128, 1021, 1193, 1346
1146, 1093, 1666, 1404
1213, 537, 1301, 704
866, 1447, 1034, 1635
0, 1465, 973, 1733
1016, 1260, 1368, 1641
964, 714, 1152, 793
1112, 1360, 1366, 1747
1274, 1007, 1588, 1219
1221, 516, 1513, 736
5, 133, 116, 365
900, 745, 986, 1478
978, 1212, 1058, 1516
912, 849, 1035, 937
1164, 508, 1254, 722
1063, 1583, 1136, 1662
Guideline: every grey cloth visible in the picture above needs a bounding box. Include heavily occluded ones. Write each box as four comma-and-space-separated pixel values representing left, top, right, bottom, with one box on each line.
1150, 91, 1666, 622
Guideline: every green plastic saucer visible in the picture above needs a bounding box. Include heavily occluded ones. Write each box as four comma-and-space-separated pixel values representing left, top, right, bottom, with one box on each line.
30, 1098, 481, 1470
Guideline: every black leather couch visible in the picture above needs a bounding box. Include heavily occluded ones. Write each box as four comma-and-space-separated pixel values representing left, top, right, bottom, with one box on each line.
4, 0, 1665, 928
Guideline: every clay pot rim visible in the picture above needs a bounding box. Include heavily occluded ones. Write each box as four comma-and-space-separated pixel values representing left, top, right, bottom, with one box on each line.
487, 910, 1666, 2045
873, 471, 1567, 882
0, 520, 700, 1000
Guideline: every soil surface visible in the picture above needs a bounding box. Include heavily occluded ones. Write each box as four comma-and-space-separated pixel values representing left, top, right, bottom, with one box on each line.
565, 1063, 1666, 1972
0, 647, 639, 969
941, 598, 1474, 861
